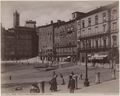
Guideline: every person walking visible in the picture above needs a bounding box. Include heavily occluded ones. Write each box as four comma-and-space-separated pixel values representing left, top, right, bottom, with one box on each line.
68, 74, 75, 93
79, 73, 83, 80
49, 77, 54, 92
9, 75, 12, 80
60, 73, 65, 85
49, 74, 58, 92
53, 71, 56, 77
71, 71, 74, 76
75, 74, 78, 89
53, 75, 58, 91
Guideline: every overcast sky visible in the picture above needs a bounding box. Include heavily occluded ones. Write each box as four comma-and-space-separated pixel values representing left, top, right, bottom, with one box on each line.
1, 1, 115, 29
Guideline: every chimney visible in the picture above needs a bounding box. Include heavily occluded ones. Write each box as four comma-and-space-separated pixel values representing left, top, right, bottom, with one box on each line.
51, 20, 53, 24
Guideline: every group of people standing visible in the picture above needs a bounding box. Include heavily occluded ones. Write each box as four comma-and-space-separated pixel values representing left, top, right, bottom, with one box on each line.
49, 71, 83, 93
49, 71, 65, 92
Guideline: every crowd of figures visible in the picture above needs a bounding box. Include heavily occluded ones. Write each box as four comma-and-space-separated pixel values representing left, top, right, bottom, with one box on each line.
30, 71, 83, 93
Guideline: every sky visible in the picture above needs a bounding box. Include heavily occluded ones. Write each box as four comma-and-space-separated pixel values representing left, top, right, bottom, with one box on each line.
1, 1, 116, 29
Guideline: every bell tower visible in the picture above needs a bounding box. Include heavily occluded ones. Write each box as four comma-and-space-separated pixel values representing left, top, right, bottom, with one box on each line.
13, 10, 20, 28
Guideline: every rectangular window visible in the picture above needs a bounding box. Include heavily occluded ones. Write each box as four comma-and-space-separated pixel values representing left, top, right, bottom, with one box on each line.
112, 35, 117, 46
112, 22, 117, 30
82, 41, 85, 49
96, 40, 98, 48
103, 24, 106, 32
77, 20, 81, 25
95, 26, 98, 33
88, 28, 91, 31
103, 12, 106, 22
112, 9, 117, 20
103, 39, 106, 47
112, 9, 117, 14
88, 40, 91, 48
88, 28, 91, 35
82, 20, 85, 28
95, 15, 98, 25
88, 18, 91, 26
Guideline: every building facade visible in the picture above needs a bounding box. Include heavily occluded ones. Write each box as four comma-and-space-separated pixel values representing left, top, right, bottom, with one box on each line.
4, 27, 38, 60
37, 21, 54, 61
1, 11, 38, 60
110, 2, 119, 64
77, 2, 119, 64
54, 20, 77, 62
1, 27, 16, 60
15, 27, 38, 59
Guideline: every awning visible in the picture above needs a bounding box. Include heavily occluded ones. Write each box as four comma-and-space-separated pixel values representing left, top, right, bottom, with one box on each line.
89, 54, 108, 60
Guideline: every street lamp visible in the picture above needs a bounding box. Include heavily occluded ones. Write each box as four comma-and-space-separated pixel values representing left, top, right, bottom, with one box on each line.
77, 39, 80, 65
84, 39, 89, 87
111, 35, 117, 70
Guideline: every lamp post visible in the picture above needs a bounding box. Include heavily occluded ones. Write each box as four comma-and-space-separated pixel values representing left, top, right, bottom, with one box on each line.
77, 39, 80, 65
84, 39, 89, 87
111, 36, 117, 70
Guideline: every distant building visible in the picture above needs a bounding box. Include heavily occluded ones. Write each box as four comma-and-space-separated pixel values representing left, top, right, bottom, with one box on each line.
54, 20, 77, 62
1, 26, 16, 60
37, 21, 55, 61
2, 27, 38, 60
72, 11, 86, 20
110, 2, 119, 64
77, 2, 119, 64
1, 11, 38, 60
25, 20, 36, 28
37, 12, 90, 62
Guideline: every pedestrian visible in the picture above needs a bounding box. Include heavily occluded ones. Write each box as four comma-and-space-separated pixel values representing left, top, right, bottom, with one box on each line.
41, 81, 45, 93
9, 75, 11, 80
79, 73, 83, 80
53, 71, 56, 77
49, 78, 54, 92
95, 72, 100, 84
60, 73, 65, 85
112, 69, 116, 79
68, 74, 72, 89
49, 75, 58, 92
30, 83, 40, 93
53, 75, 58, 91
71, 71, 74, 76
75, 74, 78, 89
68, 75, 75, 93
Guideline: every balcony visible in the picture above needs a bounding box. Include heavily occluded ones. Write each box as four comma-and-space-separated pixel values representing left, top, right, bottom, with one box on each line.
79, 31, 109, 39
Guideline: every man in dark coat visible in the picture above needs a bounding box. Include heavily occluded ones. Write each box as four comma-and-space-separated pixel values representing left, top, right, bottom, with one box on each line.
49, 78, 54, 92
50, 75, 58, 92
68, 75, 75, 93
